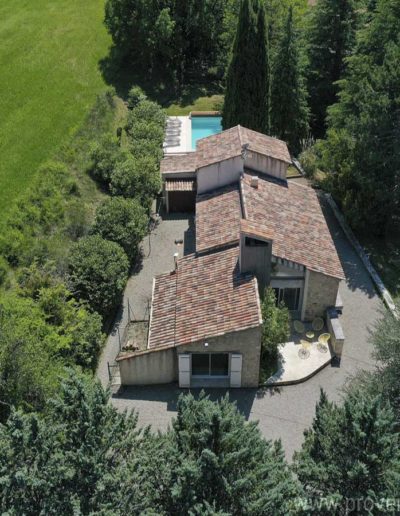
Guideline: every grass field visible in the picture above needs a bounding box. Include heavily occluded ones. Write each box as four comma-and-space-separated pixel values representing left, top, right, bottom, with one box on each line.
0, 0, 110, 216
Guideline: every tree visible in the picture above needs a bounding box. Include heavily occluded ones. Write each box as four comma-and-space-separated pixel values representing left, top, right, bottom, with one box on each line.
368, 303, 400, 419
261, 287, 290, 365
319, 0, 400, 234
92, 197, 148, 263
89, 133, 125, 186
306, 0, 357, 135
0, 372, 144, 514
222, 0, 271, 134
294, 390, 400, 512
127, 85, 147, 109
0, 294, 65, 420
110, 155, 161, 209
271, 7, 309, 155
146, 392, 302, 514
68, 235, 129, 317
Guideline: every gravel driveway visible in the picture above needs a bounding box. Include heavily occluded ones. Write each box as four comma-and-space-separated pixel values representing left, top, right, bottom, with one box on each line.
99, 202, 383, 461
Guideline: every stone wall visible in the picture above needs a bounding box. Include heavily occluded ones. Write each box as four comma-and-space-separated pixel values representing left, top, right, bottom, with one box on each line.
304, 270, 340, 321
179, 325, 262, 387
118, 347, 176, 385
118, 325, 262, 387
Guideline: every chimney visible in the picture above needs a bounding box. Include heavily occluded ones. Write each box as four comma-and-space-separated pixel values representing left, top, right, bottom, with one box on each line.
250, 176, 258, 189
173, 252, 179, 271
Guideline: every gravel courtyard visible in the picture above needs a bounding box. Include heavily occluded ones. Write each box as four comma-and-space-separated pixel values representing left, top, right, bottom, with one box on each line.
98, 199, 383, 461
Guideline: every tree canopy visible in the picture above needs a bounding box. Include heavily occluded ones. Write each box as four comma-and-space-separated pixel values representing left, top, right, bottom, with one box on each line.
222, 0, 271, 134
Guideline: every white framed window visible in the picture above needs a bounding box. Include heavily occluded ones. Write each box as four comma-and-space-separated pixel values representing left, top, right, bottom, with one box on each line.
191, 353, 229, 377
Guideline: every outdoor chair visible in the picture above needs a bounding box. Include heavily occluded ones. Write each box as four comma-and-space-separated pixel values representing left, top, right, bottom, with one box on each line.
312, 317, 324, 331
293, 320, 305, 334
317, 333, 330, 353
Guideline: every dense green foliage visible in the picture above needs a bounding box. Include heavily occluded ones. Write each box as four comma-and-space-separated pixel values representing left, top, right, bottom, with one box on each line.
0, 375, 303, 514
0, 372, 142, 514
104, 0, 226, 85
318, 0, 400, 234
271, 7, 309, 154
151, 392, 302, 514
223, 0, 270, 133
68, 235, 129, 317
260, 287, 290, 380
294, 390, 400, 512
92, 197, 148, 263
306, 0, 358, 135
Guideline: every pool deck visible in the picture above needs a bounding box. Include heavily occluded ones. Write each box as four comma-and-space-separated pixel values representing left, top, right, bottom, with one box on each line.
164, 116, 192, 154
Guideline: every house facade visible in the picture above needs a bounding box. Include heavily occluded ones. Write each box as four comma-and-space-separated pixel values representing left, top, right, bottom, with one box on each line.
117, 126, 344, 388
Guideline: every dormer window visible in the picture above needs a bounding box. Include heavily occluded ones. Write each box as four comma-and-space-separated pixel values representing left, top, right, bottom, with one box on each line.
245, 237, 269, 247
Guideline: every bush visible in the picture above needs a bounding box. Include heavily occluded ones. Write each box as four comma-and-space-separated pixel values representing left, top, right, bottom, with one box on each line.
128, 99, 166, 129
0, 162, 68, 266
260, 287, 290, 380
89, 134, 126, 185
126, 119, 164, 147
299, 146, 318, 178
127, 85, 147, 109
92, 197, 148, 263
68, 235, 129, 317
110, 155, 161, 209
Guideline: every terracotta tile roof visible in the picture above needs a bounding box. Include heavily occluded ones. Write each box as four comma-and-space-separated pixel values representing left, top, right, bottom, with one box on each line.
165, 179, 196, 192
161, 126, 291, 175
195, 125, 292, 168
195, 126, 243, 168
148, 247, 261, 350
196, 183, 242, 253
240, 126, 292, 164
160, 153, 197, 174
240, 219, 275, 242
242, 173, 345, 279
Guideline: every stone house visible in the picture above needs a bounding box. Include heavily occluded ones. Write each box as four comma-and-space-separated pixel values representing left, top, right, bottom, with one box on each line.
117, 126, 344, 388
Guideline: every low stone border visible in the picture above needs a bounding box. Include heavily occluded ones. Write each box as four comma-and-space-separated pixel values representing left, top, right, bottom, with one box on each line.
325, 193, 398, 319
263, 356, 332, 387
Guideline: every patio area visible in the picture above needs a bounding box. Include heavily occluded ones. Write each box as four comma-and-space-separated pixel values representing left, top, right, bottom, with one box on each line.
266, 325, 333, 386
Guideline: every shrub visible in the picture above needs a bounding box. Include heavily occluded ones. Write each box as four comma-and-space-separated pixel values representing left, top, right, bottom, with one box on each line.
110, 155, 161, 209
128, 99, 166, 129
0, 162, 69, 266
37, 283, 104, 370
127, 85, 147, 109
126, 120, 164, 147
260, 287, 290, 379
299, 146, 318, 178
89, 134, 126, 185
68, 235, 129, 317
92, 197, 148, 263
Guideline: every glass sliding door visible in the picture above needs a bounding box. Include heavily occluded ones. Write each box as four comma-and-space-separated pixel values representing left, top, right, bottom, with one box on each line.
210, 354, 229, 376
191, 353, 229, 377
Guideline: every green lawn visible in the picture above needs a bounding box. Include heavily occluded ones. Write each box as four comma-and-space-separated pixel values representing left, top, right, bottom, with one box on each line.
0, 0, 110, 216
165, 94, 224, 116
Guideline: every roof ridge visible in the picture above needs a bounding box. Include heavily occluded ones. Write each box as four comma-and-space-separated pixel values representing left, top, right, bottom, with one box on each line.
237, 125, 243, 147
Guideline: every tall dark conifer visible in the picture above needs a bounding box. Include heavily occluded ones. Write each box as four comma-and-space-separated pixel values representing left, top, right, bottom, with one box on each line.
271, 7, 309, 155
307, 0, 357, 135
294, 390, 400, 512
222, 0, 270, 133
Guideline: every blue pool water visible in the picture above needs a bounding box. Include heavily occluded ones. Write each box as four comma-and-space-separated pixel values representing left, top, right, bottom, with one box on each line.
191, 116, 222, 149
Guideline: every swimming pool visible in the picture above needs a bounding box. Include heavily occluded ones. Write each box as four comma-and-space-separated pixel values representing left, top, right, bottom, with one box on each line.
191, 116, 222, 149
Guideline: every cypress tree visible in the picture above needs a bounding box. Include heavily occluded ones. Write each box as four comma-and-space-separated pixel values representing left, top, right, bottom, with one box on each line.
271, 7, 309, 155
294, 390, 400, 512
319, 0, 400, 234
222, 0, 271, 133
154, 392, 302, 514
307, 0, 357, 136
